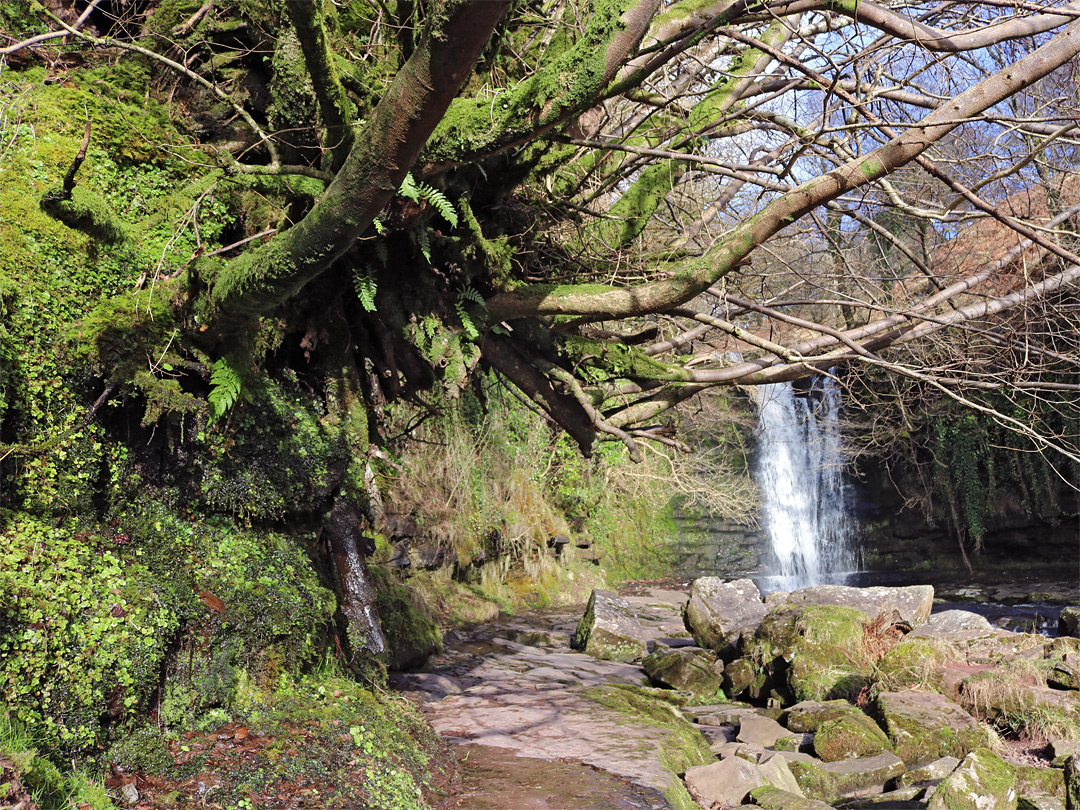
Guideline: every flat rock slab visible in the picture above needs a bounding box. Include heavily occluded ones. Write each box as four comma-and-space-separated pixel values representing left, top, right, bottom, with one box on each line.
910, 610, 992, 636
411, 612, 700, 802
780, 585, 934, 628
738, 714, 791, 747
448, 743, 670, 809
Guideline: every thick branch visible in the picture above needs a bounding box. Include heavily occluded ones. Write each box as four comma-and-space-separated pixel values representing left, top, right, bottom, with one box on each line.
196, 0, 511, 337
486, 19, 1080, 322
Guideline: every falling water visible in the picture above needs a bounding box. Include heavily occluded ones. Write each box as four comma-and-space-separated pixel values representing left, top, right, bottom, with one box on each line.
755, 375, 858, 590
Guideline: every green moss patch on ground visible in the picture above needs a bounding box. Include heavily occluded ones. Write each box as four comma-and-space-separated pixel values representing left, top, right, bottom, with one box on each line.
106, 674, 456, 810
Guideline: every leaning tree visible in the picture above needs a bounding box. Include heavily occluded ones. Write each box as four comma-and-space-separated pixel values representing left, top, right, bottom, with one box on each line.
4, 0, 1080, 650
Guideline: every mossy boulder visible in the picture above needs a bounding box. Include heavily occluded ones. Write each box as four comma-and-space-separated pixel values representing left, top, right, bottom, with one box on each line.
874, 690, 992, 767
1014, 764, 1065, 807
724, 657, 769, 701
750, 786, 833, 810
573, 589, 648, 662
369, 566, 443, 671
683, 577, 766, 661
642, 645, 725, 697
1059, 608, 1080, 639
926, 749, 1017, 810
784, 700, 862, 733
813, 712, 893, 762
781, 585, 934, 628
789, 753, 907, 803
785, 606, 872, 702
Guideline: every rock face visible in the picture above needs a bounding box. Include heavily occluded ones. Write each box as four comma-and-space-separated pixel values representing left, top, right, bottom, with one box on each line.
926, 749, 1017, 810
781, 584, 934, 628
874, 690, 991, 767
572, 589, 647, 662
684, 577, 767, 660
642, 645, 724, 696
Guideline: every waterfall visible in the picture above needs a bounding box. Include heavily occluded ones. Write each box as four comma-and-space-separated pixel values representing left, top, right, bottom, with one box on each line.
755, 375, 858, 590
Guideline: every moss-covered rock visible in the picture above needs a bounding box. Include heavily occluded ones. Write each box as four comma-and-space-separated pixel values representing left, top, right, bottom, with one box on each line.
926, 749, 1017, 810
874, 690, 992, 768
813, 712, 893, 762
643, 645, 725, 698
1014, 764, 1065, 806
369, 565, 443, 671
784, 700, 862, 733
573, 589, 647, 662
789, 753, 907, 803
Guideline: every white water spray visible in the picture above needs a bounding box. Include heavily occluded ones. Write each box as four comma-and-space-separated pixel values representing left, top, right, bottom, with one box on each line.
755, 376, 858, 590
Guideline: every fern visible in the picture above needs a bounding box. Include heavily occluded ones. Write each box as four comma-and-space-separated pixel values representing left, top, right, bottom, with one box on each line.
372, 217, 385, 235
455, 286, 484, 341
397, 172, 458, 228
353, 267, 378, 312
208, 357, 242, 421
415, 227, 431, 264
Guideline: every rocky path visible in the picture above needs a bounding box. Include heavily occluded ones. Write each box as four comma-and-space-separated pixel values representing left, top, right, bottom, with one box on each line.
392, 591, 697, 810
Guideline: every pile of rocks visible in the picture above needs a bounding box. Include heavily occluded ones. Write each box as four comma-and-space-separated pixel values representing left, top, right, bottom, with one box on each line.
573, 579, 1080, 809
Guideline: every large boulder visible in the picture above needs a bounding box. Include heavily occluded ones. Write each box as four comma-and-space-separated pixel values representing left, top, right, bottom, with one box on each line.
789, 753, 907, 803
926, 749, 1017, 810
784, 700, 863, 733
1060, 607, 1080, 639
874, 690, 991, 767
572, 590, 647, 662
642, 645, 724, 697
812, 712, 893, 762
781, 585, 934, 628
684, 578, 767, 660
684, 754, 803, 807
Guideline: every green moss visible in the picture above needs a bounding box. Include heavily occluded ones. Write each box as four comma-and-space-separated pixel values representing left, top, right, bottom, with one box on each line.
40, 186, 128, 244
813, 713, 893, 762
585, 684, 712, 808
926, 749, 1017, 810
0, 514, 184, 750
369, 566, 443, 671
423, 0, 636, 165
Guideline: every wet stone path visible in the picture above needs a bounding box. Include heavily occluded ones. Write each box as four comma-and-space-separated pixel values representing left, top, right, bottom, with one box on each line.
391, 590, 695, 810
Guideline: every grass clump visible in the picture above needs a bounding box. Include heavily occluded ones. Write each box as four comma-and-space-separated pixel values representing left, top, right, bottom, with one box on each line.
0, 711, 114, 810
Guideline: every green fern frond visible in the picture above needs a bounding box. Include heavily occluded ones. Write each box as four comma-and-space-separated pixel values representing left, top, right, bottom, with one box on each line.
208, 357, 243, 421
417, 181, 458, 228
416, 227, 431, 264
352, 267, 378, 312
398, 173, 421, 203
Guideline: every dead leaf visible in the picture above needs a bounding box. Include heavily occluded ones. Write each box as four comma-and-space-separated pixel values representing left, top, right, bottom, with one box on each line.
198, 591, 226, 613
